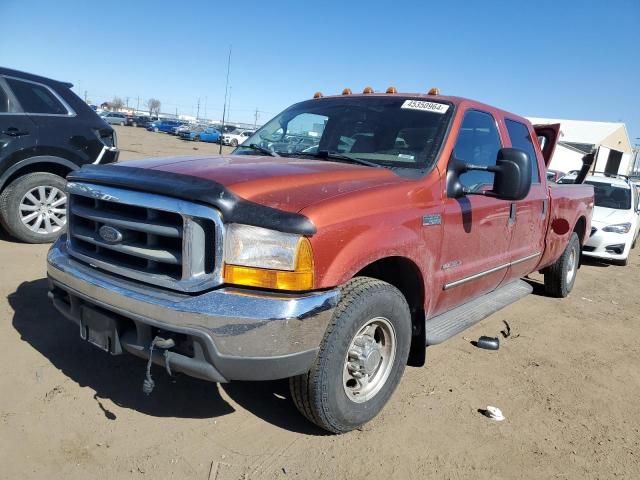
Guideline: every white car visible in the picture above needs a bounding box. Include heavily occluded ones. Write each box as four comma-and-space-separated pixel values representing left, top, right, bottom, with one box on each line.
222, 130, 254, 147
560, 173, 640, 265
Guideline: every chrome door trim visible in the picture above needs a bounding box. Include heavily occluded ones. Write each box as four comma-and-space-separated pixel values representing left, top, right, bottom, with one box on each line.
443, 252, 540, 290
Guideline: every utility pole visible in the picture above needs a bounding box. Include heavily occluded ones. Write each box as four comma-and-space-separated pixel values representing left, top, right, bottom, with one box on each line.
219, 45, 232, 154
84, 90, 88, 103
254, 108, 259, 128
136, 96, 140, 113
175, 107, 178, 119
196, 97, 200, 120
204, 96, 208, 121
126, 97, 130, 108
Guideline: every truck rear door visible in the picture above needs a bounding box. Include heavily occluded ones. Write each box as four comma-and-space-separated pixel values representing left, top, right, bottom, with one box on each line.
533, 123, 560, 167
500, 119, 550, 284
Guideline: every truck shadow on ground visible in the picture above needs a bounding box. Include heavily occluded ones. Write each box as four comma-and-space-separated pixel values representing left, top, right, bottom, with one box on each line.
9, 278, 325, 435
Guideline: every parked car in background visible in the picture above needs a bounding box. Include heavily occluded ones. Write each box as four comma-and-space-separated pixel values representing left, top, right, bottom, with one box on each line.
125, 115, 151, 127
146, 119, 184, 133
559, 173, 639, 265
101, 111, 128, 126
222, 129, 254, 147
199, 127, 221, 143
178, 125, 208, 141
546, 169, 564, 183
0, 67, 118, 243
48, 89, 593, 433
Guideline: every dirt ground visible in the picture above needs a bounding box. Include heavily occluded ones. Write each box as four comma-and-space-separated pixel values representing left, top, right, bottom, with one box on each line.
1, 126, 639, 479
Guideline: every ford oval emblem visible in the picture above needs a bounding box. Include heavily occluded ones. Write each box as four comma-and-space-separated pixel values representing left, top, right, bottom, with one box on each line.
98, 225, 123, 244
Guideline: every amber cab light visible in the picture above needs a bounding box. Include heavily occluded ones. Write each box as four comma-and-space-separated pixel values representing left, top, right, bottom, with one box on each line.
428, 87, 440, 95
224, 237, 314, 291
363, 86, 374, 94
386, 86, 397, 93
342, 88, 352, 95
313, 91, 323, 98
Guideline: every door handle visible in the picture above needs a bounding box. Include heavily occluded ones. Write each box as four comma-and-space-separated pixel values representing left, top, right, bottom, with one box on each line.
2, 127, 29, 137
509, 203, 516, 225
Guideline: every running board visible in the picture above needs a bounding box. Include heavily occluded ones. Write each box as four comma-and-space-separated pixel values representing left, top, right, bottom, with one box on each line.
425, 280, 533, 345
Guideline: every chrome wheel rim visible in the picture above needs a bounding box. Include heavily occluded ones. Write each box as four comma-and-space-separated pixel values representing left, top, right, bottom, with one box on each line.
566, 246, 577, 284
343, 317, 396, 403
19, 185, 67, 234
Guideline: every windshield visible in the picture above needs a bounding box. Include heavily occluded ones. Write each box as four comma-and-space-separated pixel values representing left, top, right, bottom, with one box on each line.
586, 181, 632, 210
236, 96, 453, 169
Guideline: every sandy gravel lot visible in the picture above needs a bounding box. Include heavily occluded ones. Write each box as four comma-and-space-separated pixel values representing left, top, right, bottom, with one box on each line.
1, 126, 639, 479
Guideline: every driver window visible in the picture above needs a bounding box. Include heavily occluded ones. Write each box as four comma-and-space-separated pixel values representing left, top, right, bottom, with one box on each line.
453, 110, 502, 191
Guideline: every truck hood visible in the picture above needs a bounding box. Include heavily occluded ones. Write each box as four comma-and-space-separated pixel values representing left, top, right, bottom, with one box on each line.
118, 155, 402, 213
591, 206, 633, 225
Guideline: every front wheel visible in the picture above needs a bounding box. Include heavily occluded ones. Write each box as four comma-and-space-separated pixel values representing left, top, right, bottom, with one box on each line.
544, 232, 580, 297
231, 139, 238, 147
290, 277, 411, 433
0, 172, 68, 243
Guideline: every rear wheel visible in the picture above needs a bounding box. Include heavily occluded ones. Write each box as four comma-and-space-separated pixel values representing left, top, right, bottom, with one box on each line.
119, 121, 125, 126
231, 139, 238, 147
194, 135, 201, 142
544, 232, 580, 297
0, 172, 68, 243
290, 277, 411, 433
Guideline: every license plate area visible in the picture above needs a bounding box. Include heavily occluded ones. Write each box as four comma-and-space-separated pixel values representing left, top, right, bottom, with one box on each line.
80, 306, 122, 355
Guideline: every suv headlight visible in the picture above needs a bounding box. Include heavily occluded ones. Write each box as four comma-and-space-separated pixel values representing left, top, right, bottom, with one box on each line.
223, 224, 314, 290
602, 223, 631, 234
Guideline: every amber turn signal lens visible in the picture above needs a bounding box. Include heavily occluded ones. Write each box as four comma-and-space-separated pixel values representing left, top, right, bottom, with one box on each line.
428, 87, 439, 95
342, 88, 352, 95
224, 237, 314, 291
363, 86, 374, 94
313, 91, 323, 98
386, 86, 397, 93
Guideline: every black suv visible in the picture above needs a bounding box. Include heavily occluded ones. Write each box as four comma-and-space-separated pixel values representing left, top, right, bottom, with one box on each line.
0, 67, 118, 243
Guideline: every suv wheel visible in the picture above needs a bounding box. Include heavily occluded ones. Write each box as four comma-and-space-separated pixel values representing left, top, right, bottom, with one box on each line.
231, 139, 238, 147
290, 277, 411, 433
0, 172, 67, 243
544, 232, 580, 297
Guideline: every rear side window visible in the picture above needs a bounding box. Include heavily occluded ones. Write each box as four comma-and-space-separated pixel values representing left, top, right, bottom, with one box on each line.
505, 119, 540, 183
453, 110, 502, 191
5, 78, 68, 115
0, 82, 16, 113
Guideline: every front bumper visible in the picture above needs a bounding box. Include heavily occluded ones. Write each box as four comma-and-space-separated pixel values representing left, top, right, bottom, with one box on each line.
583, 225, 632, 261
47, 240, 339, 383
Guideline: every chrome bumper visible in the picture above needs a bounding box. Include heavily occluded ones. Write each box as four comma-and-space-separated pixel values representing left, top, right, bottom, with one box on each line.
47, 238, 339, 382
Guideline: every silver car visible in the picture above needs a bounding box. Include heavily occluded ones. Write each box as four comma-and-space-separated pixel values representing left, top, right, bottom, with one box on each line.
101, 112, 128, 126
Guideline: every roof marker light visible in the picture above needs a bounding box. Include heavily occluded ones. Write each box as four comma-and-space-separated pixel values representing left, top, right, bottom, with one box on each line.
313, 91, 323, 98
428, 87, 440, 95
342, 88, 352, 95
386, 86, 397, 93
363, 86, 374, 94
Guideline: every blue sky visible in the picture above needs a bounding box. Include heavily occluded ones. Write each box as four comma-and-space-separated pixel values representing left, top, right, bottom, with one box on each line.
1, 0, 638, 142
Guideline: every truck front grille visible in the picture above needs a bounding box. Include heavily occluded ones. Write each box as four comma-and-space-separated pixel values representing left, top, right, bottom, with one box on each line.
66, 182, 223, 292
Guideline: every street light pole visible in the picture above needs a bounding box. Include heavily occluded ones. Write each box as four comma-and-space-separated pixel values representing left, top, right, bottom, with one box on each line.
219, 45, 232, 154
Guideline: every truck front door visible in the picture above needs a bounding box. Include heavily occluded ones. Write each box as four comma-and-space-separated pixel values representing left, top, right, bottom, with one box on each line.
432, 109, 513, 316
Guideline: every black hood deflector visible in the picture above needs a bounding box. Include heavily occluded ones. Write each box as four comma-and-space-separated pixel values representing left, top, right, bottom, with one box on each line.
67, 164, 316, 235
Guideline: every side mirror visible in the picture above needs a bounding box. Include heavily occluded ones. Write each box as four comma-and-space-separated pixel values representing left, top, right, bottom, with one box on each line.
446, 148, 532, 201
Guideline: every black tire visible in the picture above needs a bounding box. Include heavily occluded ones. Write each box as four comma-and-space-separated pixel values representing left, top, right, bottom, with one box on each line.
194, 135, 201, 142
119, 121, 125, 126
231, 139, 238, 147
132, 122, 138, 127
0, 172, 67, 244
544, 232, 580, 298
290, 277, 411, 433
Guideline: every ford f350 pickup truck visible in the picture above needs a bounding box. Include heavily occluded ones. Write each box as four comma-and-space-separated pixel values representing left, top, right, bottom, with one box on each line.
47, 88, 594, 433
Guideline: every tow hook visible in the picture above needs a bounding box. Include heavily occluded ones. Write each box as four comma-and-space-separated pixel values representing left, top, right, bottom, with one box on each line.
142, 335, 176, 395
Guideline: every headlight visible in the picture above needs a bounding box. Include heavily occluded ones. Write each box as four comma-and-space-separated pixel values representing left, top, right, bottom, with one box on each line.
223, 224, 314, 290
602, 223, 631, 234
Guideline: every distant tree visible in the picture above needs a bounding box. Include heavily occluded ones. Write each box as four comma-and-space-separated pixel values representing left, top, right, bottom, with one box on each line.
112, 97, 124, 111
147, 98, 161, 116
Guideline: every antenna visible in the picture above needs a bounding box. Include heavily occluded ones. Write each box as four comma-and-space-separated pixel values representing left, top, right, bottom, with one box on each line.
219, 45, 232, 154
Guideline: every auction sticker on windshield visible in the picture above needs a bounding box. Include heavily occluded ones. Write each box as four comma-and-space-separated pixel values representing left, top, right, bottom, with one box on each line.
401, 100, 449, 114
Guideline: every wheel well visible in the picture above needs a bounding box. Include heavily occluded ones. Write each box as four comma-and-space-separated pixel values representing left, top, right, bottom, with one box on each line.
355, 256, 426, 367
1, 162, 72, 193
574, 216, 587, 244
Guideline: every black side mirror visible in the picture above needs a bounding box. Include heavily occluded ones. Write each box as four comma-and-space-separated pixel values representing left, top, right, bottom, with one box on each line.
446, 147, 532, 201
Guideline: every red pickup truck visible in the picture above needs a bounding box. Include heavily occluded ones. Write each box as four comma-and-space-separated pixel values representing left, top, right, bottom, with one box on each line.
47, 89, 594, 433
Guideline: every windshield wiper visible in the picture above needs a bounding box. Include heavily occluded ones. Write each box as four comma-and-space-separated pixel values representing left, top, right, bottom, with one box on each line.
240, 143, 280, 157
316, 150, 382, 168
